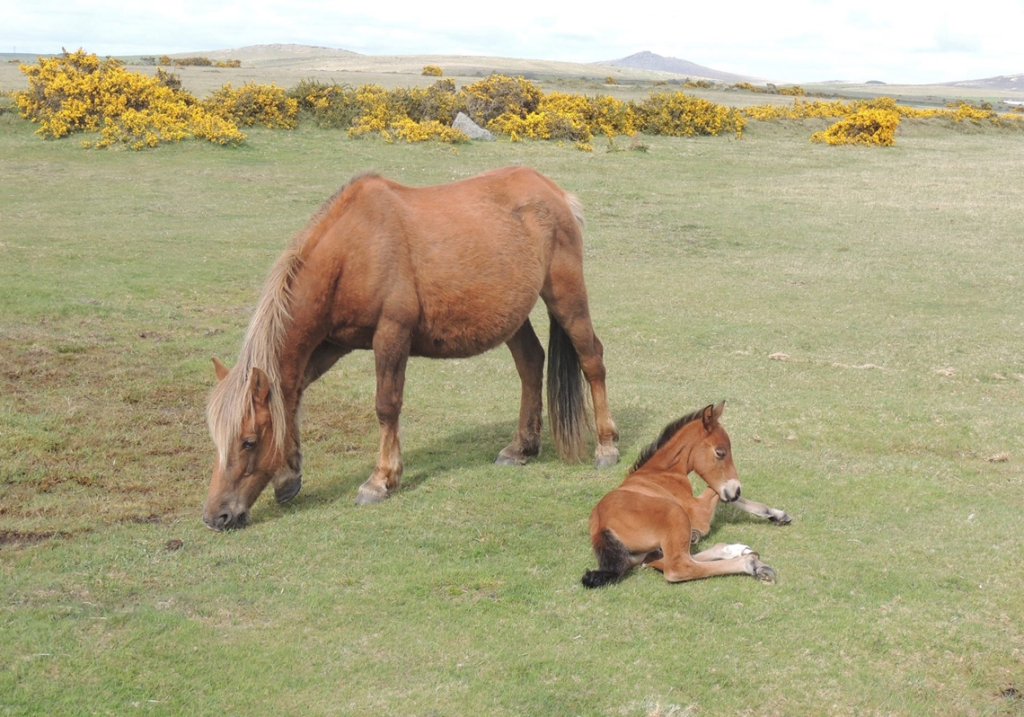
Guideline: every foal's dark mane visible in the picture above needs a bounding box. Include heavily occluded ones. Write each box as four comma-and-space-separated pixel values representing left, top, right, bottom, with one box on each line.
629, 407, 706, 474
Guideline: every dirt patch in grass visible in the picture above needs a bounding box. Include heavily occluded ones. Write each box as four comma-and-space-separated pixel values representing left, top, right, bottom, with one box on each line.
0, 530, 58, 550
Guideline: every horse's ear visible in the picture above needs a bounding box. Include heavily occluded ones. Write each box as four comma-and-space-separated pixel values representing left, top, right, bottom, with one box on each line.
212, 357, 230, 382
702, 401, 725, 431
248, 367, 271, 406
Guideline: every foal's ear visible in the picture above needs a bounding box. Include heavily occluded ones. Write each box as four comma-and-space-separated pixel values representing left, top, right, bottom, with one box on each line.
248, 367, 271, 406
702, 401, 726, 431
212, 357, 230, 382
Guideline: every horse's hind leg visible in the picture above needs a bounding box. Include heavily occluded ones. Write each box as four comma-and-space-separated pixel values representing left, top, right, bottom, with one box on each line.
542, 278, 619, 467
356, 319, 411, 504
496, 320, 544, 466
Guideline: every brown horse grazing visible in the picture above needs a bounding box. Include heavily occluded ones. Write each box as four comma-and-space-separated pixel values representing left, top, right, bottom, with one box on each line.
203, 166, 620, 530
582, 402, 789, 587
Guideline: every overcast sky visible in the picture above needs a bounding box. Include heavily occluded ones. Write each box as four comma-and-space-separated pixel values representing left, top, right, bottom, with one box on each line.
3, 0, 1022, 84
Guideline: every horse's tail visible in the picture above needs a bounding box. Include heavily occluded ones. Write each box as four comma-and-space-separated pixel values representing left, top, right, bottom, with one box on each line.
547, 311, 589, 463
581, 529, 632, 589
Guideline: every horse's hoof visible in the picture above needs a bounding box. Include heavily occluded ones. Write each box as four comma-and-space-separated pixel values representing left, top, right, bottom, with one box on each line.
494, 451, 528, 466
769, 512, 793, 525
755, 564, 777, 584
274, 477, 302, 504
690, 529, 702, 545
594, 445, 620, 469
355, 483, 390, 505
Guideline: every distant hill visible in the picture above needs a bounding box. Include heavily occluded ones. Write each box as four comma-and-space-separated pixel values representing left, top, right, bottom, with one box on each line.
598, 51, 761, 83
942, 74, 1024, 92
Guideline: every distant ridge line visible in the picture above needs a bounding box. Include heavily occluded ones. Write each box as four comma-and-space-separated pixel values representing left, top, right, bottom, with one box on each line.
598, 51, 761, 83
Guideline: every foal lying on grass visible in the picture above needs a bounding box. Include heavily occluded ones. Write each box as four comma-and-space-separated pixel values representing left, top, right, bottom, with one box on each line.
582, 402, 790, 587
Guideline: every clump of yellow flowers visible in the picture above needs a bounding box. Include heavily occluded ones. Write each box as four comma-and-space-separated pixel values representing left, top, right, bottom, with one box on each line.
15, 49, 246, 149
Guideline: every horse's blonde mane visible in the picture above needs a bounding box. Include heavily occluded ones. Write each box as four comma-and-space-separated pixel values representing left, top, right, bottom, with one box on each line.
206, 180, 363, 467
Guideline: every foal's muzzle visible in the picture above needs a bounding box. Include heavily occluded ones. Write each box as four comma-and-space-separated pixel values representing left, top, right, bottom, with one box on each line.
719, 480, 742, 503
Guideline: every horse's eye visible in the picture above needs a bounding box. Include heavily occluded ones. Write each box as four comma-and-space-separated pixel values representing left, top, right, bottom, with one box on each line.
241, 437, 257, 451
715, 447, 727, 460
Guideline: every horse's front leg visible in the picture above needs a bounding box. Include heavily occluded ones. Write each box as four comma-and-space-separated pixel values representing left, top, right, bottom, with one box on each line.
355, 321, 410, 504
730, 496, 792, 525
495, 320, 544, 466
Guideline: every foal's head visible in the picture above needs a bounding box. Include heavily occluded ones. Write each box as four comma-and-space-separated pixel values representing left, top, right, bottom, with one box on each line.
688, 401, 741, 503
203, 359, 299, 530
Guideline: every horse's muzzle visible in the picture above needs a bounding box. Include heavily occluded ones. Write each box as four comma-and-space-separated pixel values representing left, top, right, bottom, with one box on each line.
203, 508, 249, 531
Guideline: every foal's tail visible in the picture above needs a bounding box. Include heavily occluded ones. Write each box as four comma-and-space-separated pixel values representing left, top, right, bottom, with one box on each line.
581, 529, 632, 589
547, 312, 589, 463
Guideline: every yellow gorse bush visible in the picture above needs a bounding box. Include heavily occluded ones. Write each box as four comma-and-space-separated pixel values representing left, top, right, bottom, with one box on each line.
746, 96, 1021, 146
810, 108, 900, 146
637, 92, 746, 137
204, 82, 299, 129
14, 49, 245, 148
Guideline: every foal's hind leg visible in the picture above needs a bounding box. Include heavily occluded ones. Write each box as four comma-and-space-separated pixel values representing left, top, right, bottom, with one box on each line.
496, 320, 544, 466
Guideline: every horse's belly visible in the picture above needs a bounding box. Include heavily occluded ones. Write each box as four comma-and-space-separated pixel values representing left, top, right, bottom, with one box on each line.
411, 299, 536, 358
410, 256, 544, 358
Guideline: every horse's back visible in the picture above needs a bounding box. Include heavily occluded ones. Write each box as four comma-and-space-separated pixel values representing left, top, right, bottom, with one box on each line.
314, 168, 583, 358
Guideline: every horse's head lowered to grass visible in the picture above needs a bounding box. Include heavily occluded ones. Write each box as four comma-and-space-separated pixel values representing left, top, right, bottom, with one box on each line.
203, 358, 302, 531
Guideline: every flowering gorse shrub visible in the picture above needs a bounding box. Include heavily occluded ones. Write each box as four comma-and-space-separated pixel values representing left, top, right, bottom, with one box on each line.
745, 95, 1021, 146
636, 92, 746, 137
463, 74, 543, 125
204, 82, 299, 129
288, 79, 360, 128
421, 65, 443, 76
810, 108, 900, 146
14, 49, 245, 149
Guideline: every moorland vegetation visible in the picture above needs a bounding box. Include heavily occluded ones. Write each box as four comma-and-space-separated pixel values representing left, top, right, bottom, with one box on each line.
5, 49, 1022, 152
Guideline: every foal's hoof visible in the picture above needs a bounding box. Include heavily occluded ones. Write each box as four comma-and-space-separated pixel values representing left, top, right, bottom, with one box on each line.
354, 482, 390, 505
754, 564, 777, 585
769, 511, 793, 525
274, 476, 302, 504
594, 445, 620, 469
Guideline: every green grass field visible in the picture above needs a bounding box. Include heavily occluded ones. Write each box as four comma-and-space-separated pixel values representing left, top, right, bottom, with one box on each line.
2, 111, 1024, 716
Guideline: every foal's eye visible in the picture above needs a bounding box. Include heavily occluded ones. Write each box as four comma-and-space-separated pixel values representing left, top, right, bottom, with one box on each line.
241, 437, 257, 451
714, 447, 727, 460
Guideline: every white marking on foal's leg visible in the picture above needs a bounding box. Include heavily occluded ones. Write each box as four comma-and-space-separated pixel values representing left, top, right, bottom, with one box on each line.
721, 543, 753, 559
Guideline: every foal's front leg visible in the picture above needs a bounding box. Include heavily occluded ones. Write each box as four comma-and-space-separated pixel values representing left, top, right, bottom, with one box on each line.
730, 496, 792, 525
355, 321, 410, 504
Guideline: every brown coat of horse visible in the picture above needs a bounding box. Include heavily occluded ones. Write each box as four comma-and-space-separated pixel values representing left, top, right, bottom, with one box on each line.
583, 402, 789, 587
204, 167, 620, 530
